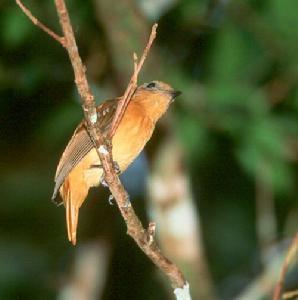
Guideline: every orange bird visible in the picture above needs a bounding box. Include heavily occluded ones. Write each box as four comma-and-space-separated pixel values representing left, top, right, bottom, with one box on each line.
52, 81, 181, 245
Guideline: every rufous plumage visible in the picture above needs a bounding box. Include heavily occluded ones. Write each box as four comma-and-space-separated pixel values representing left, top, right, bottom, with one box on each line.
52, 81, 181, 245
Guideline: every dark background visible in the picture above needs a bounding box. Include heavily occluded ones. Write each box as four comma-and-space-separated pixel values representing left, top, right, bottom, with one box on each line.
0, 0, 297, 299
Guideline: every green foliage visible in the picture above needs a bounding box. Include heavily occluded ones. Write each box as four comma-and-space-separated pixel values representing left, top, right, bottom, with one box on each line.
208, 23, 257, 83
267, 0, 298, 40
176, 111, 211, 163
1, 7, 33, 48
237, 116, 293, 193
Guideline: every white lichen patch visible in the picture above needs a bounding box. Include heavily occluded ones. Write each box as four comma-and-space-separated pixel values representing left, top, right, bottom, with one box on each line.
174, 282, 191, 300
90, 112, 97, 124
98, 145, 109, 155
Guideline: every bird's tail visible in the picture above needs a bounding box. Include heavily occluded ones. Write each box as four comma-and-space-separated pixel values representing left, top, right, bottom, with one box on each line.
60, 178, 85, 245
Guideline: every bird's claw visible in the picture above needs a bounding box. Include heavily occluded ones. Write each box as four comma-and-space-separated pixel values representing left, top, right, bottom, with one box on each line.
51, 197, 64, 207
113, 161, 121, 174
90, 164, 102, 169
108, 195, 130, 207
97, 161, 119, 187
108, 194, 114, 205
100, 175, 108, 187
123, 196, 131, 208
92, 162, 119, 174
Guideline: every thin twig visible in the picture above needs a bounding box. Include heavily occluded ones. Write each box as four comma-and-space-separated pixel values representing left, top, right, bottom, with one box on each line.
133, 52, 138, 75
15, 0, 66, 47
108, 24, 158, 138
282, 289, 298, 300
273, 233, 298, 300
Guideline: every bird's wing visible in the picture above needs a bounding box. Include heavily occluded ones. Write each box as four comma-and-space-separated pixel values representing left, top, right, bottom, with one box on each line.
52, 98, 119, 202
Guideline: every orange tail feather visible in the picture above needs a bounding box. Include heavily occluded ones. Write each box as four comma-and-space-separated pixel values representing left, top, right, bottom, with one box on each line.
60, 177, 87, 245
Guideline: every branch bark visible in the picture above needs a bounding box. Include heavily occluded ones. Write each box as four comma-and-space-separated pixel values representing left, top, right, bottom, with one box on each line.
273, 233, 298, 300
16, 0, 189, 295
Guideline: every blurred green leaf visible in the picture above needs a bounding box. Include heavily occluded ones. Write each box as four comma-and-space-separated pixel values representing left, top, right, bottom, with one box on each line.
175, 111, 211, 163
1, 7, 32, 48
236, 117, 293, 192
204, 83, 268, 135
180, 0, 208, 26
208, 22, 265, 83
35, 102, 81, 151
267, 0, 298, 39
265, 0, 298, 71
0, 241, 49, 299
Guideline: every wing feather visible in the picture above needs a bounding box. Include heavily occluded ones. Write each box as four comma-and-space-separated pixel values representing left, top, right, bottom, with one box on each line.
52, 98, 119, 202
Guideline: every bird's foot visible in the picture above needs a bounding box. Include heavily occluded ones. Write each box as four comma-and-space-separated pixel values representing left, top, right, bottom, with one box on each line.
107, 195, 130, 207
51, 197, 64, 207
108, 194, 114, 205
100, 175, 109, 187
123, 195, 131, 208
113, 161, 121, 174
91, 162, 119, 174
90, 164, 102, 169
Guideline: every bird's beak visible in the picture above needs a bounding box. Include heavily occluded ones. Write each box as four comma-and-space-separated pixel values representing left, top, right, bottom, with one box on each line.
170, 90, 182, 101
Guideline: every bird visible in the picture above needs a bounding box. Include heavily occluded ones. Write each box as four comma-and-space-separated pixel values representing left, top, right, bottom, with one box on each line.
52, 80, 181, 245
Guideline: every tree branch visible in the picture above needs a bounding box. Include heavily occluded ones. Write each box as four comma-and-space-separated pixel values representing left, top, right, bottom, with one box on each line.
273, 233, 298, 300
108, 24, 157, 138
16, 0, 66, 47
16, 0, 189, 296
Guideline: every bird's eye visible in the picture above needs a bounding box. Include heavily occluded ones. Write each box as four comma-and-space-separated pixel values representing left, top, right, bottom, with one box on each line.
146, 82, 156, 89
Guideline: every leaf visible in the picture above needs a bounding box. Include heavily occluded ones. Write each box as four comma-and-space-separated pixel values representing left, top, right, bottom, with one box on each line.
204, 83, 268, 135
207, 22, 266, 83
236, 117, 293, 192
175, 111, 211, 163
1, 7, 32, 48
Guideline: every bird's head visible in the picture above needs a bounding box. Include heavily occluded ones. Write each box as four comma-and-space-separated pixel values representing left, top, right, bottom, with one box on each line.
132, 81, 181, 122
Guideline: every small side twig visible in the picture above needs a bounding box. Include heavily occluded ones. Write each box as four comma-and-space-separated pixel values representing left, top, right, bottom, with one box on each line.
133, 52, 138, 74
282, 289, 298, 300
108, 24, 158, 138
16, 0, 66, 47
273, 233, 298, 300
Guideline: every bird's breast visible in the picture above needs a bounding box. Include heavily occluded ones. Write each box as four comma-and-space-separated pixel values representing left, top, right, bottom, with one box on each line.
79, 103, 154, 188
111, 103, 154, 171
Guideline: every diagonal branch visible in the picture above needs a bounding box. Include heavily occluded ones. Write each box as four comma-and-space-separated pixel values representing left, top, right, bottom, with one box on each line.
16, 0, 66, 47
53, 1, 187, 290
16, 0, 189, 297
273, 233, 298, 300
